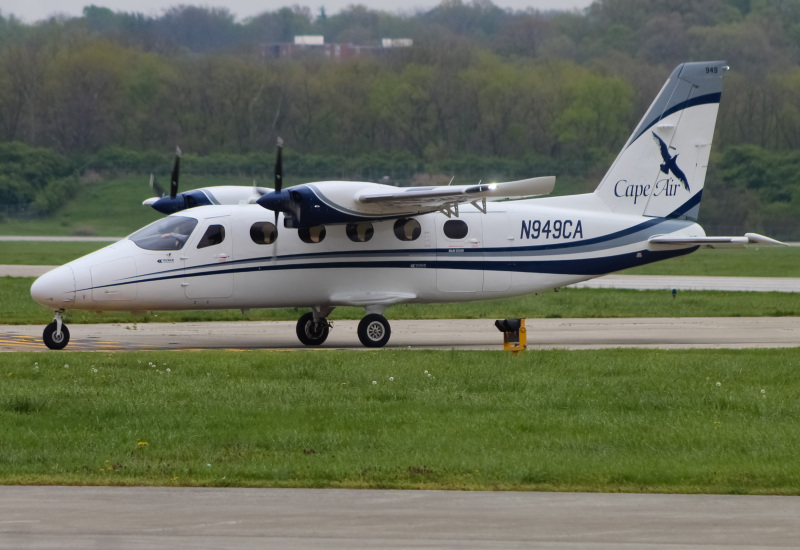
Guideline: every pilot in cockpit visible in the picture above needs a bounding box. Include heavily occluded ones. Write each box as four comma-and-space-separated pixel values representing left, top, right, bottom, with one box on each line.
160, 219, 195, 246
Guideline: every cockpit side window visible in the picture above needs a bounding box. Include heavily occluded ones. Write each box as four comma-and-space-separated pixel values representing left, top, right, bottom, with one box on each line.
130, 216, 198, 251
198, 224, 225, 249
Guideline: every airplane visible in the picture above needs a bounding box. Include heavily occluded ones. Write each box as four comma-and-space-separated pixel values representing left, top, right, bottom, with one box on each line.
30, 60, 784, 350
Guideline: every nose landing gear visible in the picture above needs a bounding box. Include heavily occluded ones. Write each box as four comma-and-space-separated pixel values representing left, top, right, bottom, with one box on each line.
296, 311, 332, 346
43, 311, 70, 350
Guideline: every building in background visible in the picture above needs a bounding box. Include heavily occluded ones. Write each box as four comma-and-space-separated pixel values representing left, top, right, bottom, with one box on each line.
263, 35, 412, 59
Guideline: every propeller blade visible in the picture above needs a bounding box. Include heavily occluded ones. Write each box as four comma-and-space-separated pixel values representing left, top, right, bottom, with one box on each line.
274, 137, 283, 193
149, 174, 165, 198
170, 146, 181, 199
272, 210, 279, 263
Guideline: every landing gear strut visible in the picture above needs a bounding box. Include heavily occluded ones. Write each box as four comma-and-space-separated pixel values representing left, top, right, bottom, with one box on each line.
43, 311, 70, 350
295, 307, 334, 346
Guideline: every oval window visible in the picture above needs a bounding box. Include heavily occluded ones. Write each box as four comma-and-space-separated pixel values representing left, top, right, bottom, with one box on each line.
298, 224, 326, 244
443, 219, 468, 239
197, 224, 225, 249
250, 221, 277, 245
393, 218, 421, 241
346, 222, 374, 243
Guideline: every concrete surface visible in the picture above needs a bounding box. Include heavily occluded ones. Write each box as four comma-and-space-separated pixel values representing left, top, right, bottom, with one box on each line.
1, 487, 799, 549
2, 317, 798, 352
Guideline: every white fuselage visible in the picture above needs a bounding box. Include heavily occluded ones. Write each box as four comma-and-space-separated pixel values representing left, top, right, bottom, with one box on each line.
31, 193, 703, 313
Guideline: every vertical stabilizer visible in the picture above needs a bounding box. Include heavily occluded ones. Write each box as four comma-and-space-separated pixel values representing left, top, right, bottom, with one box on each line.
594, 61, 727, 220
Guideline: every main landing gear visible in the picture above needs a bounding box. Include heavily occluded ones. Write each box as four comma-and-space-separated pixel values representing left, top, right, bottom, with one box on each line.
357, 314, 391, 348
294, 306, 392, 348
43, 311, 70, 350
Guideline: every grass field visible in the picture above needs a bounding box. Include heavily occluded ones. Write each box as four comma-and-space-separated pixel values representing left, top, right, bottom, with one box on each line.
4, 276, 800, 325
0, 241, 111, 265
2, 349, 799, 493
0, 175, 306, 237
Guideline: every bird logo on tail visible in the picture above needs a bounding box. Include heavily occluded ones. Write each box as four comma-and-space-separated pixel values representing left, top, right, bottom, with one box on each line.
652, 132, 690, 191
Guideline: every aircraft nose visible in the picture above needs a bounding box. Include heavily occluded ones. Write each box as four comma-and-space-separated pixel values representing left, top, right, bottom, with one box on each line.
30, 265, 76, 307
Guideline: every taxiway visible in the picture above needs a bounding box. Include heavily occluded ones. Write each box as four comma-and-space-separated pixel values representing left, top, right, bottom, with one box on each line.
2, 486, 799, 549
2, 317, 798, 351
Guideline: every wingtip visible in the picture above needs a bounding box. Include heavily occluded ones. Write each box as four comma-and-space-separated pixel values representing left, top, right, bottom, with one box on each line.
745, 233, 786, 246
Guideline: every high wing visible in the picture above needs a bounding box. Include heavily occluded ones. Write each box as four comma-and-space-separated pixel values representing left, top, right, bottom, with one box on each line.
257, 176, 555, 227
357, 176, 555, 216
647, 233, 784, 250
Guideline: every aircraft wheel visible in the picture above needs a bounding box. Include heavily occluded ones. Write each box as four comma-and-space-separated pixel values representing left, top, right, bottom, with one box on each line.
357, 314, 391, 348
296, 312, 329, 346
43, 321, 70, 350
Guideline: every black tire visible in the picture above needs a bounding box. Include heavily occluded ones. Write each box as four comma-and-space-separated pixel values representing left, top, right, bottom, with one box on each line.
43, 321, 70, 350
296, 312, 329, 346
357, 314, 391, 348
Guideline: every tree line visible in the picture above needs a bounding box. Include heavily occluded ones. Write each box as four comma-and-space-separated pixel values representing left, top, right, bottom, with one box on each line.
0, 0, 799, 237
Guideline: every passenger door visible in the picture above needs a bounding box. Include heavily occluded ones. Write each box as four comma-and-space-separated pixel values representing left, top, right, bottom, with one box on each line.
182, 216, 233, 299
436, 213, 483, 293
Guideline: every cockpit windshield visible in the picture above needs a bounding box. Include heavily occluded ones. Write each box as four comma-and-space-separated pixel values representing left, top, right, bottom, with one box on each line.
130, 216, 198, 251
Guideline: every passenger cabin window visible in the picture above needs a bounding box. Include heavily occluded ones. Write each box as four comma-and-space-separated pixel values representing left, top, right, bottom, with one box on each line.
250, 221, 277, 245
298, 224, 326, 244
393, 218, 421, 241
346, 222, 374, 243
130, 216, 198, 251
197, 224, 225, 249
443, 219, 469, 240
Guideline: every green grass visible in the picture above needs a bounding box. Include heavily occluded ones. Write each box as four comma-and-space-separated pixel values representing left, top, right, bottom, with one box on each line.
0, 175, 307, 237
0, 241, 109, 265
4, 276, 800, 325
622, 246, 800, 277
1, 349, 799, 493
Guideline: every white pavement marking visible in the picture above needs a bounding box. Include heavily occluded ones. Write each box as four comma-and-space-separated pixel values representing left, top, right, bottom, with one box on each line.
2, 317, 799, 351
0, 265, 56, 277
1, 487, 799, 549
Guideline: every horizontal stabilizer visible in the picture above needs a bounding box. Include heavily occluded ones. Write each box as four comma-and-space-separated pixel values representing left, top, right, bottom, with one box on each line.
647, 232, 785, 250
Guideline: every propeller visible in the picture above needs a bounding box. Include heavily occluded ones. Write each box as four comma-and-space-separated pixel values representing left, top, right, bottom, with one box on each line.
170, 146, 181, 199
144, 147, 186, 214
149, 173, 165, 198
257, 137, 303, 228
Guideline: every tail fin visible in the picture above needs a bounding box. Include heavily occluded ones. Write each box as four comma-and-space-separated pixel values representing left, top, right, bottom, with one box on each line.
594, 61, 727, 221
